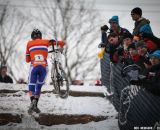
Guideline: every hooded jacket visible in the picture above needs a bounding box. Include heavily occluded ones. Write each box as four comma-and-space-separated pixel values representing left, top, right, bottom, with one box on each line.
133, 18, 151, 36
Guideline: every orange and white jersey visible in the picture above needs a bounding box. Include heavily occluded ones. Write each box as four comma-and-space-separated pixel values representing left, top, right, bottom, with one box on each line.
26, 39, 65, 67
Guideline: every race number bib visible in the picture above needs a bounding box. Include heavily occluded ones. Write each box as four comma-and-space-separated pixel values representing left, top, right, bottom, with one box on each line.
34, 54, 44, 61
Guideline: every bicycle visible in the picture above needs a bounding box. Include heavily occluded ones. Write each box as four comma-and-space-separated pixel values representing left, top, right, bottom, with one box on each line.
49, 40, 69, 98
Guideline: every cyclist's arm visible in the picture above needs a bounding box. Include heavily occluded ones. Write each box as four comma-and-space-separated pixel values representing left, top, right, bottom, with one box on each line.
26, 43, 31, 63
48, 39, 65, 48
58, 40, 65, 48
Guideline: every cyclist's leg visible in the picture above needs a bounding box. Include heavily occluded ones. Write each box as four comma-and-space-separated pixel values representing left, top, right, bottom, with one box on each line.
34, 66, 48, 108
31, 66, 48, 113
28, 66, 38, 113
28, 66, 37, 102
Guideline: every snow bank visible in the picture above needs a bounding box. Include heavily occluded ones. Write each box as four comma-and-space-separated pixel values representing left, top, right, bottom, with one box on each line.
0, 83, 119, 130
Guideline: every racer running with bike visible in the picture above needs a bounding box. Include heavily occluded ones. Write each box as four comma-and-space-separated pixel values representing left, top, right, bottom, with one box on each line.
26, 29, 64, 114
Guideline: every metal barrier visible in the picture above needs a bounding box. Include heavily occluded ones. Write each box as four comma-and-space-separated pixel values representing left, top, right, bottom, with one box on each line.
119, 85, 160, 130
100, 52, 160, 129
100, 52, 129, 111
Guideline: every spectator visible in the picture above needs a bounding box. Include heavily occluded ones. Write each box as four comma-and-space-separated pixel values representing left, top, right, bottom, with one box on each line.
126, 43, 150, 70
122, 32, 133, 51
127, 43, 140, 64
141, 33, 160, 49
136, 40, 148, 57
136, 41, 151, 74
0, 66, 13, 83
130, 50, 160, 96
108, 33, 121, 63
109, 15, 130, 44
109, 15, 130, 37
131, 7, 153, 36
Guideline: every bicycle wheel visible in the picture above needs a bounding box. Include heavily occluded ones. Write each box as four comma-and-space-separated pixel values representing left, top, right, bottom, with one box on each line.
57, 65, 69, 98
51, 62, 59, 94
51, 62, 69, 98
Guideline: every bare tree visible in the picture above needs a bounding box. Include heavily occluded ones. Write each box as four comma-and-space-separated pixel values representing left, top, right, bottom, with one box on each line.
0, 1, 29, 81
34, 0, 101, 82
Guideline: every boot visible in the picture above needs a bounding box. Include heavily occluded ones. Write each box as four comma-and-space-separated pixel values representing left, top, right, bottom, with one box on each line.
28, 96, 35, 114
32, 98, 41, 113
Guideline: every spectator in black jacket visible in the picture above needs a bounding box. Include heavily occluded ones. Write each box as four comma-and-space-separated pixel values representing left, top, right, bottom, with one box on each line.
0, 66, 13, 83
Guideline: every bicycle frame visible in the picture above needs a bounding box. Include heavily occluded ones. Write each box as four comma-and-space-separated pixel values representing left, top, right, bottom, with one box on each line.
49, 40, 69, 98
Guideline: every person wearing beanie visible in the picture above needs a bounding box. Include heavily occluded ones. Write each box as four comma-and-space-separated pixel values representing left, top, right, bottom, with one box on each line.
109, 16, 119, 24
149, 50, 160, 59
131, 7, 153, 36
108, 15, 130, 41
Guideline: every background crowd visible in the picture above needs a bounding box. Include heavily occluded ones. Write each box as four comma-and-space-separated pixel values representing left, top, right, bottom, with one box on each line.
100, 7, 160, 96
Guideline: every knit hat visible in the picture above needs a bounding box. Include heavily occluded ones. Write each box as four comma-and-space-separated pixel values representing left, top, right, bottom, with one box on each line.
109, 16, 119, 24
149, 50, 160, 59
131, 7, 142, 17
122, 33, 133, 40
136, 40, 147, 48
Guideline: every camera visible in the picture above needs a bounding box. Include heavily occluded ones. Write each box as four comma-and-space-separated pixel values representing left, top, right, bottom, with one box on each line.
101, 25, 109, 32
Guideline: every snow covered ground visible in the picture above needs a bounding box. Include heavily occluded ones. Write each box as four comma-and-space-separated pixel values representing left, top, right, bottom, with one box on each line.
0, 83, 119, 130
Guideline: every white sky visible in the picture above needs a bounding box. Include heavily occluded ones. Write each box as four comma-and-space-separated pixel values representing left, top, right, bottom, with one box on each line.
1, 0, 160, 36
94, 0, 160, 36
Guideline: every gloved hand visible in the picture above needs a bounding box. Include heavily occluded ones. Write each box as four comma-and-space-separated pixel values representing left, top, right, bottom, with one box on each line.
98, 43, 106, 48
49, 39, 56, 43
101, 25, 109, 32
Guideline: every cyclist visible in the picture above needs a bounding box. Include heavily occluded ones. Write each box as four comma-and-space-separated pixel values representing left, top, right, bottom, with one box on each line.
26, 29, 64, 114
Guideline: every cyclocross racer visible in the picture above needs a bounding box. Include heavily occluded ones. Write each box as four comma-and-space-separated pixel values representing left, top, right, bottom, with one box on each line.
26, 29, 64, 114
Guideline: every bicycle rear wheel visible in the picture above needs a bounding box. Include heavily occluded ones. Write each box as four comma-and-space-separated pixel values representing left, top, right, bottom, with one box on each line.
51, 62, 69, 98
57, 66, 69, 98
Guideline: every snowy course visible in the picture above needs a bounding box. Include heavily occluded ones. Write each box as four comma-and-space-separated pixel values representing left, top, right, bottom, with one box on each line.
0, 83, 119, 130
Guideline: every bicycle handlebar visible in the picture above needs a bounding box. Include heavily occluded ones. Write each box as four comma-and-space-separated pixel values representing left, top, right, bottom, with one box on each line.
48, 48, 63, 53
48, 50, 54, 53
49, 39, 64, 53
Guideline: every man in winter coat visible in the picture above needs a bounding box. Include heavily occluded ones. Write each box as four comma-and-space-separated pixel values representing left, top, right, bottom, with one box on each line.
131, 7, 153, 37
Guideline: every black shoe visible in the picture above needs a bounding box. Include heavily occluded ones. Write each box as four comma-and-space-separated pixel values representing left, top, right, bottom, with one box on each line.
32, 99, 41, 113
28, 101, 34, 114
33, 107, 41, 113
